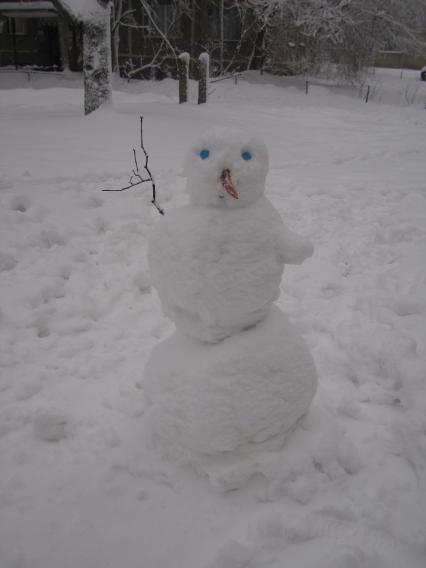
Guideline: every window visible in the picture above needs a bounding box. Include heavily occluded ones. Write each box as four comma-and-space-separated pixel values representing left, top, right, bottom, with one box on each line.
223, 7, 240, 40
8, 18, 28, 35
207, 4, 241, 41
145, 3, 180, 37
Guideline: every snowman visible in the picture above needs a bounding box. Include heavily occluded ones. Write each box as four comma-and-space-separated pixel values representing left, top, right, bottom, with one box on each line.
144, 126, 317, 457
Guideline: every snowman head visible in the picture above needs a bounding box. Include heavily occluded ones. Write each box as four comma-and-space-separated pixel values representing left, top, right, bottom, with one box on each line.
184, 126, 269, 208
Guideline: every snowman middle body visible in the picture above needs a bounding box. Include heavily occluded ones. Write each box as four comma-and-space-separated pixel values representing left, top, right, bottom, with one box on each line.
149, 196, 285, 343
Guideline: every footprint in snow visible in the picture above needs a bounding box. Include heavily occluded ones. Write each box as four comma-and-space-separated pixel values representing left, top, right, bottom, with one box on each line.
33, 408, 72, 442
134, 271, 151, 294
14, 381, 43, 402
0, 176, 14, 190
93, 216, 110, 234
206, 540, 255, 568
10, 194, 31, 213
38, 228, 66, 248
0, 252, 18, 272
33, 315, 50, 338
85, 195, 104, 208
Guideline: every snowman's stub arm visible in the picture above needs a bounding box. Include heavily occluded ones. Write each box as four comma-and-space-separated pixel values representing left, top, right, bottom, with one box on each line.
277, 226, 314, 265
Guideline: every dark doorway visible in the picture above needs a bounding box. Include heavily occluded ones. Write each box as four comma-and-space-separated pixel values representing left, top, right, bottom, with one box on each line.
42, 22, 61, 68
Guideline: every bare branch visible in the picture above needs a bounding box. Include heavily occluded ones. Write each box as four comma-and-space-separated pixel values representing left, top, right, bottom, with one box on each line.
102, 116, 164, 216
138, 0, 177, 61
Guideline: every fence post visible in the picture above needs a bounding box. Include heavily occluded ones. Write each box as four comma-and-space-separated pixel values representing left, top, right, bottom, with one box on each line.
178, 52, 189, 104
365, 85, 370, 103
198, 52, 209, 105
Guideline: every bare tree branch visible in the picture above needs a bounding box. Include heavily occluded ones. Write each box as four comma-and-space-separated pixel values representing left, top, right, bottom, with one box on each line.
102, 116, 164, 216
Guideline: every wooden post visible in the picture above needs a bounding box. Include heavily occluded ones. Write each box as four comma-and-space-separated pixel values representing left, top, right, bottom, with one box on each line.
198, 52, 209, 105
365, 85, 370, 103
57, 14, 70, 72
11, 18, 18, 69
178, 52, 189, 104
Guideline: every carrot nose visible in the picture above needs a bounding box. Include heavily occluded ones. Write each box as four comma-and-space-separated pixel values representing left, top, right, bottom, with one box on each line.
220, 169, 239, 199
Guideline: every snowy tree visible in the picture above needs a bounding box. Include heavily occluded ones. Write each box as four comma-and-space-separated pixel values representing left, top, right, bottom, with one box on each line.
220, 0, 274, 73
262, 0, 426, 77
52, 0, 112, 114
112, 0, 125, 75
191, 0, 426, 76
115, 0, 182, 79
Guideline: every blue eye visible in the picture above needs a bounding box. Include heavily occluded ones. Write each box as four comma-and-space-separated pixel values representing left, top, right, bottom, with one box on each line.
241, 151, 252, 161
199, 149, 210, 160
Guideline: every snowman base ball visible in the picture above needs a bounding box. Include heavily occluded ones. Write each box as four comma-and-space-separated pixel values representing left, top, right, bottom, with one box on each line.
144, 306, 317, 457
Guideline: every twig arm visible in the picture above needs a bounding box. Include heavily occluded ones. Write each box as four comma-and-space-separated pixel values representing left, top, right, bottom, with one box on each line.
139, 116, 164, 215
101, 115, 164, 215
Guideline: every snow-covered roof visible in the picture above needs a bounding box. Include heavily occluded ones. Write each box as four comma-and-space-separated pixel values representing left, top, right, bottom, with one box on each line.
0, 1, 57, 17
0, 1, 107, 23
0, 1, 55, 10
60, 0, 106, 23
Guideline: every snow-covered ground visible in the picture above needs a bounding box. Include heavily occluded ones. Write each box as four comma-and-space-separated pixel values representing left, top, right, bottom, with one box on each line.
0, 69, 425, 568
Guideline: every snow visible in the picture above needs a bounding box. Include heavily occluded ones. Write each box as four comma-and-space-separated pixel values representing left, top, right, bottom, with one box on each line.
184, 126, 269, 207
199, 52, 210, 77
33, 407, 71, 442
82, 5, 112, 114
149, 195, 312, 342
178, 52, 190, 64
0, 2, 55, 11
60, 0, 106, 23
144, 306, 317, 456
149, 126, 312, 342
0, 68, 426, 568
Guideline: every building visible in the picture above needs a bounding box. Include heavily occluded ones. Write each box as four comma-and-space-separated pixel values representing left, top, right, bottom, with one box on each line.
0, 0, 259, 76
0, 0, 71, 69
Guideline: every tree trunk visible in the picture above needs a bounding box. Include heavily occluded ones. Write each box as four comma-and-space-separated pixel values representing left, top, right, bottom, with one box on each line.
112, 0, 122, 75
112, 23, 120, 75
83, 7, 112, 115
219, 0, 224, 75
